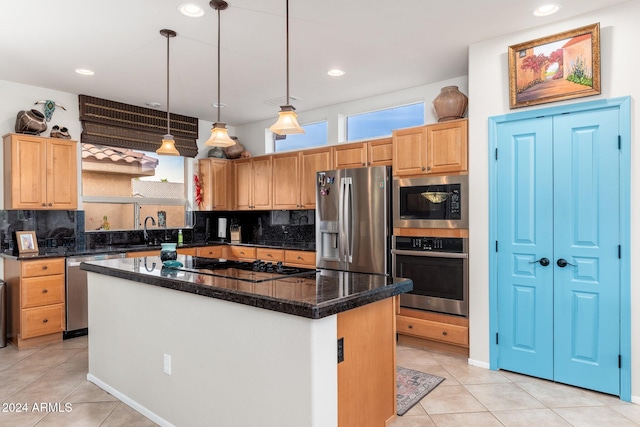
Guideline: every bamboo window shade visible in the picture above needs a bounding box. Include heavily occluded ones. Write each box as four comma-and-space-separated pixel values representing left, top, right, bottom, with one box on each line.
78, 95, 199, 157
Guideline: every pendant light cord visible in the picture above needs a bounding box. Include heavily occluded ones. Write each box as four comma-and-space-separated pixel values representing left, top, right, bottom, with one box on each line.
285, 0, 290, 106
166, 32, 171, 135
217, 6, 222, 123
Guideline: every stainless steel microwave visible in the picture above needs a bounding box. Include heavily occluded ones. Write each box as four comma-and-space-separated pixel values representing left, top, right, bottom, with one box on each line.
393, 175, 468, 228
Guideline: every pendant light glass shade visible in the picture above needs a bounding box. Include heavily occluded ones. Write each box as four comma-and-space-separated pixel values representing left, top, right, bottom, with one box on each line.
269, 105, 304, 134
157, 134, 180, 155
205, 122, 235, 146
206, 0, 236, 147
270, 0, 305, 135
157, 29, 179, 156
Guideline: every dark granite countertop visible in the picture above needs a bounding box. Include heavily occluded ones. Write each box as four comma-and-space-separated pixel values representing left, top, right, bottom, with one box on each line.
80, 255, 412, 319
1, 240, 315, 261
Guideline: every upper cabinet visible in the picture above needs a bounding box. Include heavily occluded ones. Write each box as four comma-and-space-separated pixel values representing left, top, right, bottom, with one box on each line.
332, 138, 392, 169
273, 147, 332, 210
392, 119, 467, 177
3, 134, 78, 210
235, 156, 272, 210
198, 158, 231, 211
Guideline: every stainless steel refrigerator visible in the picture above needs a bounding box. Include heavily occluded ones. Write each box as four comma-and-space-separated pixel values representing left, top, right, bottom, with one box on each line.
316, 165, 391, 275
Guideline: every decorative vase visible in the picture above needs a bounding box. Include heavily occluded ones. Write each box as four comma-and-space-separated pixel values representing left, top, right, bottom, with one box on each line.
160, 243, 177, 262
432, 86, 468, 122
15, 109, 48, 135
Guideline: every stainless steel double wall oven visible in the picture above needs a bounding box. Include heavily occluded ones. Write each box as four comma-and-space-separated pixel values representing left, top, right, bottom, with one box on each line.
392, 175, 469, 317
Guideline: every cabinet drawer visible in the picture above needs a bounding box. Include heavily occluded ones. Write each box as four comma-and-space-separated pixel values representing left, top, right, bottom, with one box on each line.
21, 258, 65, 277
177, 247, 197, 256
21, 303, 65, 339
256, 248, 284, 262
228, 246, 256, 260
21, 275, 65, 308
284, 250, 315, 267
396, 315, 468, 347
197, 246, 223, 258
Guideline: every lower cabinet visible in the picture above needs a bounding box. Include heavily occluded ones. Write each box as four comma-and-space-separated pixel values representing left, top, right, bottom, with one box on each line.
196, 246, 223, 258
396, 308, 469, 355
284, 250, 315, 268
5, 257, 66, 349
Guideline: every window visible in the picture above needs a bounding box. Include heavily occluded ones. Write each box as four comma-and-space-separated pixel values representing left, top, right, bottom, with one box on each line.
274, 121, 328, 152
81, 144, 187, 232
346, 103, 425, 141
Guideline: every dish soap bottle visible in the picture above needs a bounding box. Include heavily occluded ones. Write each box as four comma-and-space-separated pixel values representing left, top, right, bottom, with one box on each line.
178, 229, 183, 246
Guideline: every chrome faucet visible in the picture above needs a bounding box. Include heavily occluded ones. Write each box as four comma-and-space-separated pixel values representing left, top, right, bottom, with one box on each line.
143, 216, 156, 244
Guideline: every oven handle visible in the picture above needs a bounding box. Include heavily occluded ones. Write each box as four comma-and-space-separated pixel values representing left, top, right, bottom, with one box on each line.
391, 249, 468, 259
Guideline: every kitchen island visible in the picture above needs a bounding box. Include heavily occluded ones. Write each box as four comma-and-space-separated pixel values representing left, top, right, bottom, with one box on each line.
81, 256, 412, 427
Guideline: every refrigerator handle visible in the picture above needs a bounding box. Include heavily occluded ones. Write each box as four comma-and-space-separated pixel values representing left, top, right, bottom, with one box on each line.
345, 177, 353, 263
338, 177, 346, 263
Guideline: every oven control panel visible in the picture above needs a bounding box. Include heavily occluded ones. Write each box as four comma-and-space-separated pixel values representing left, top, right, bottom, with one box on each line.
394, 236, 465, 253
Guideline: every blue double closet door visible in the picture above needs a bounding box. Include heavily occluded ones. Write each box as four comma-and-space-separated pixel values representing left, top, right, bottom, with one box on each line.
494, 106, 621, 395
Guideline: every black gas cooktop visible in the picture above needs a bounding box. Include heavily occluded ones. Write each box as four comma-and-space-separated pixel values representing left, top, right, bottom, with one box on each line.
174, 258, 317, 283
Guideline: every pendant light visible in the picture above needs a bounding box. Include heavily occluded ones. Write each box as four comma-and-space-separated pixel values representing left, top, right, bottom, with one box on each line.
205, 0, 235, 147
269, 0, 304, 135
156, 29, 180, 156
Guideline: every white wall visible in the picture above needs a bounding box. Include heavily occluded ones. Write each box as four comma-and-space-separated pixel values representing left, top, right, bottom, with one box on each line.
88, 271, 337, 427
467, 1, 639, 400
0, 78, 232, 213
234, 76, 468, 156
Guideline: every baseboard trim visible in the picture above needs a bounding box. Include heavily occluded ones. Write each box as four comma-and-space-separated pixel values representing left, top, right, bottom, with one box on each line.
87, 374, 175, 427
468, 358, 490, 369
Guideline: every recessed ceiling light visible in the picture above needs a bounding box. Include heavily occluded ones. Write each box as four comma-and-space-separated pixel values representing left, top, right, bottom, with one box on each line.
534, 3, 561, 17
327, 68, 345, 77
75, 68, 95, 76
146, 102, 161, 108
213, 103, 227, 108
179, 3, 204, 18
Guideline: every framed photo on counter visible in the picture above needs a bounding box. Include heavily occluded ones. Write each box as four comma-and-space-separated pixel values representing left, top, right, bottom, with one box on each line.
16, 231, 38, 254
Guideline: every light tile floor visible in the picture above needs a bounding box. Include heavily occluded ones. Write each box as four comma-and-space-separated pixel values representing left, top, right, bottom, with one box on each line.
1, 337, 638, 426
391, 343, 640, 427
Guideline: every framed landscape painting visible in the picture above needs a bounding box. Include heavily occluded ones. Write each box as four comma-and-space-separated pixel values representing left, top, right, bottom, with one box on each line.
509, 23, 600, 109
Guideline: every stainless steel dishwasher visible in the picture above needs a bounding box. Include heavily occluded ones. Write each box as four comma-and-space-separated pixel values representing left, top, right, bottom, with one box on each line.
65, 253, 125, 338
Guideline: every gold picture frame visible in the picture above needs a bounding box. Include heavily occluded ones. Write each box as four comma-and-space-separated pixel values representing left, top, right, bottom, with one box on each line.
16, 231, 38, 254
508, 23, 601, 109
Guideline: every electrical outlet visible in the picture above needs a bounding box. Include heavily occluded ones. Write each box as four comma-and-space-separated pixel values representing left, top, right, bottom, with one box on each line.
163, 354, 172, 375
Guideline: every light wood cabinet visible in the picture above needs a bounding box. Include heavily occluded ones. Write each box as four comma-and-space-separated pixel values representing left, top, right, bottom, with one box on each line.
284, 249, 315, 268
272, 152, 300, 209
392, 119, 467, 177
6, 257, 66, 349
235, 157, 272, 210
426, 119, 468, 174
227, 245, 257, 261
396, 308, 469, 354
272, 147, 332, 210
198, 158, 231, 210
256, 247, 285, 262
299, 147, 332, 209
333, 138, 392, 169
196, 246, 222, 258
3, 133, 78, 210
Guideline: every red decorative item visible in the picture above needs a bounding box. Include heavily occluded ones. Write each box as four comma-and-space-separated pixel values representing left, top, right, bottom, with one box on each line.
194, 174, 204, 208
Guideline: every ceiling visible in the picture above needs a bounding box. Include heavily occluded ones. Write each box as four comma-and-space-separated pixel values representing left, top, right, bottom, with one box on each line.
0, 0, 630, 126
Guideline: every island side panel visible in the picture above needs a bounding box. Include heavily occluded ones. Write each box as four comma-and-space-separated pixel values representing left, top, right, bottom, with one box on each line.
87, 272, 338, 427
337, 297, 397, 426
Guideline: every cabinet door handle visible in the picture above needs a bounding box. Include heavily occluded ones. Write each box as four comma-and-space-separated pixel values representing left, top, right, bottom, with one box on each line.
421, 167, 426, 171
42, 266, 48, 270
408, 325, 413, 329
297, 256, 303, 260
442, 331, 448, 336
427, 167, 431, 171
42, 203, 47, 207
42, 289, 48, 293
48, 203, 53, 207
43, 319, 48, 323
